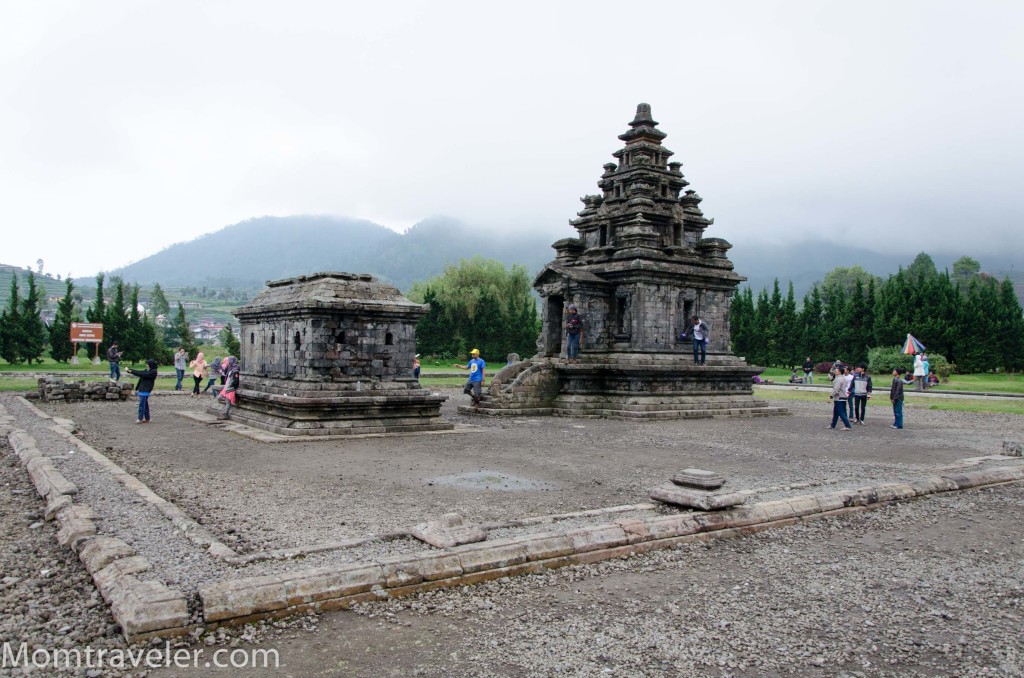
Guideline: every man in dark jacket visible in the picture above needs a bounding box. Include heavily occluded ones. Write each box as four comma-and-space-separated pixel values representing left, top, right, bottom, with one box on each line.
890, 367, 906, 430
127, 359, 158, 424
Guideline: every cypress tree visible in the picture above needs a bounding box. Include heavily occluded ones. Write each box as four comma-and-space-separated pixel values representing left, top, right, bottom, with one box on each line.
0, 276, 23, 364
799, 286, 824, 363
19, 271, 48, 364
49, 278, 78, 363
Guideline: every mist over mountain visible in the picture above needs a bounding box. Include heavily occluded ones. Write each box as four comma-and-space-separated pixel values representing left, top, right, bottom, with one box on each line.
102, 215, 1022, 301
110, 215, 551, 292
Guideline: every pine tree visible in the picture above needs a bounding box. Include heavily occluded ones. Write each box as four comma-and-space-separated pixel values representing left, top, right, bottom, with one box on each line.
48, 278, 78, 363
104, 278, 130, 356
779, 282, 799, 367
169, 302, 197, 355
0, 276, 23, 364
150, 282, 171, 317
19, 271, 48, 364
799, 286, 824, 363
220, 323, 241, 358
995, 278, 1024, 371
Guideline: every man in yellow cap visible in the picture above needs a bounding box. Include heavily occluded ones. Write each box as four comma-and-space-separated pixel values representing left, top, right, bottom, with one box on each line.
454, 348, 486, 406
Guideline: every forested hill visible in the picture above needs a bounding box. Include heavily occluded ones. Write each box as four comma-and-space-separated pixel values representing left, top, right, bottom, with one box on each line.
110, 215, 552, 291
101, 214, 1022, 299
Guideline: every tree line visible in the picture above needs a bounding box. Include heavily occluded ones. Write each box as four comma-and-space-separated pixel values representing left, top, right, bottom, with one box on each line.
0, 273, 240, 366
409, 257, 540, 361
730, 253, 1024, 373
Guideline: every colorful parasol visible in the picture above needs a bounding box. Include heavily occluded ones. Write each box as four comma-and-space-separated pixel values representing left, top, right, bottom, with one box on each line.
902, 333, 926, 355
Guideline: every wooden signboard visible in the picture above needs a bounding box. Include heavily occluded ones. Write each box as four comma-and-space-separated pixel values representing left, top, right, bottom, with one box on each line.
70, 322, 103, 343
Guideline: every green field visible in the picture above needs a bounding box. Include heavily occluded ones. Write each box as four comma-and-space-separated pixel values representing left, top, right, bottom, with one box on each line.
760, 367, 1024, 395
754, 386, 1024, 416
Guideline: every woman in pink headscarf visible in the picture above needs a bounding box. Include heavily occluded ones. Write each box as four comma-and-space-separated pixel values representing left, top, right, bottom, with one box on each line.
189, 352, 207, 398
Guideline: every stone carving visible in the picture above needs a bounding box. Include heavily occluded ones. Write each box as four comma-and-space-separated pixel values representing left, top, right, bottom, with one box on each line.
463, 104, 785, 420
221, 272, 452, 436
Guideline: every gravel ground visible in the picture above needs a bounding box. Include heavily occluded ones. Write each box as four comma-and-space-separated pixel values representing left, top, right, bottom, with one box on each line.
137, 482, 1024, 677
4, 389, 1023, 676
30, 389, 1024, 554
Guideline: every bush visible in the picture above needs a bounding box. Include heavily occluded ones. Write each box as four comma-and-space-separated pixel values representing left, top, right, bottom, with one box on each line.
814, 361, 833, 374
867, 346, 954, 380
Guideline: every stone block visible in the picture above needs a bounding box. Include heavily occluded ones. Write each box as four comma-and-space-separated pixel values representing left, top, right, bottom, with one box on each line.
649, 484, 747, 511
109, 578, 189, 640
282, 564, 384, 606
565, 524, 629, 553
721, 504, 770, 527
410, 513, 486, 549
873, 483, 916, 503
44, 493, 72, 521
200, 575, 289, 622
94, 556, 154, 602
521, 533, 576, 562
79, 536, 136, 574
757, 499, 795, 522
785, 496, 820, 517
614, 518, 653, 544
56, 518, 96, 551
644, 514, 701, 540
813, 493, 848, 513
670, 468, 726, 490
380, 552, 463, 584
455, 539, 529, 574
907, 476, 954, 496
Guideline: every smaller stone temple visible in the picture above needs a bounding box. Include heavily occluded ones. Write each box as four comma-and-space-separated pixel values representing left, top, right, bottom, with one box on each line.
466, 104, 784, 419
221, 272, 452, 436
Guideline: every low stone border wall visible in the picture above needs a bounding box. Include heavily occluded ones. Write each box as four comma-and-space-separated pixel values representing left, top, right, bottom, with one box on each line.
3, 404, 192, 642
198, 464, 1024, 628
34, 376, 134, 402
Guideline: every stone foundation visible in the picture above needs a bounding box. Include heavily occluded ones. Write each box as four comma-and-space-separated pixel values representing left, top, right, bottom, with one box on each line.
462, 355, 786, 419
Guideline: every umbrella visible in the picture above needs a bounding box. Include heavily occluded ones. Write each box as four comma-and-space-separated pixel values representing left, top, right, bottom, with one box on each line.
902, 333, 926, 355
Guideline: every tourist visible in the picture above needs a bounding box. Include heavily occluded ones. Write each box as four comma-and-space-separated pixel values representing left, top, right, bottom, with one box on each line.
890, 367, 906, 429
106, 341, 122, 382
202, 356, 222, 394
802, 356, 814, 385
126, 359, 158, 424
680, 315, 710, 365
927, 370, 940, 387
844, 365, 856, 420
189, 352, 207, 398
219, 355, 239, 419
913, 354, 925, 391
454, 348, 486, 407
829, 366, 852, 430
173, 347, 188, 391
851, 363, 873, 425
788, 369, 802, 384
564, 304, 584, 364
921, 354, 931, 389
413, 354, 421, 380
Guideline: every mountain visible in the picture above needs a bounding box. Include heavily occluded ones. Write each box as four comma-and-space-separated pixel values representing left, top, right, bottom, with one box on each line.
108, 215, 553, 292
99, 215, 1022, 303
0, 264, 69, 299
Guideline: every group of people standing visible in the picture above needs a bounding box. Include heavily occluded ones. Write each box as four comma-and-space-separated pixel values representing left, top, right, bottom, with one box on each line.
122, 347, 240, 424
826, 360, 915, 431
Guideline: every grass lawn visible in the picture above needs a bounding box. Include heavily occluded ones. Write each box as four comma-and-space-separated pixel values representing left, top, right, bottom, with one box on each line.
755, 387, 1024, 416
760, 367, 1024, 395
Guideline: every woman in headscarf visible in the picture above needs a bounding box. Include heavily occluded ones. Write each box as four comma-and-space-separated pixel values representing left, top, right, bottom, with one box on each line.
219, 355, 240, 419
189, 352, 208, 398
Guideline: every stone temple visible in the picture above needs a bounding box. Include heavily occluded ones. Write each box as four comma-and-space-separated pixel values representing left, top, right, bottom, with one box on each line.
464, 104, 784, 419
223, 272, 452, 436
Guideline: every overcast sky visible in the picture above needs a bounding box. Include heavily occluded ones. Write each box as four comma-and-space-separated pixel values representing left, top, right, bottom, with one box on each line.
2, 0, 1022, 278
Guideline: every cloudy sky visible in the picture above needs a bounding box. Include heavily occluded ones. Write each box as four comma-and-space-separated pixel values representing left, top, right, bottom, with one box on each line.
2, 0, 1022, 278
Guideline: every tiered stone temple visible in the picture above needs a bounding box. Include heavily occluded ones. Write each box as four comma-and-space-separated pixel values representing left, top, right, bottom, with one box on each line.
223, 272, 452, 436
464, 104, 784, 419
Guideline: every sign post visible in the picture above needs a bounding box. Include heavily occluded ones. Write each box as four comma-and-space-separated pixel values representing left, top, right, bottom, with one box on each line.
70, 323, 104, 365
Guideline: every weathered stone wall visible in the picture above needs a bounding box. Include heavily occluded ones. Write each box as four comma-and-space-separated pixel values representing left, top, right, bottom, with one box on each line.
35, 377, 133, 402
241, 314, 417, 383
